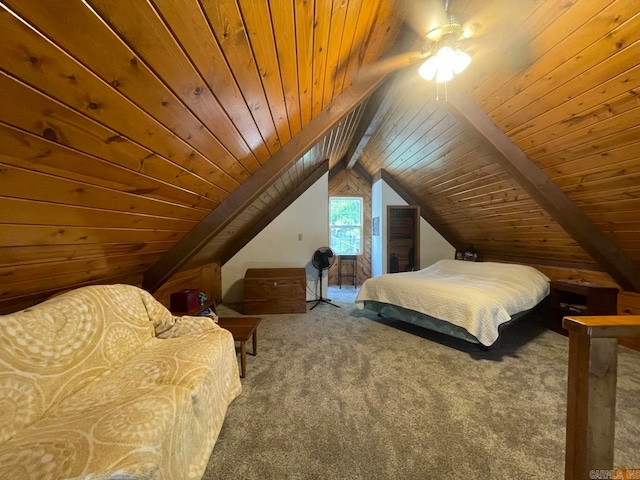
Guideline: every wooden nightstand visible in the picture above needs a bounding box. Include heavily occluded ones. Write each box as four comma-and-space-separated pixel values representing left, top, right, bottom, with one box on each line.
548, 280, 618, 335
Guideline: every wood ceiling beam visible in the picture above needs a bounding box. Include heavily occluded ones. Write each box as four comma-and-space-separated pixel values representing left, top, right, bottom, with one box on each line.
328, 156, 346, 182
143, 71, 390, 293
344, 24, 423, 171
443, 89, 640, 292
352, 161, 372, 184
329, 155, 373, 186
218, 160, 329, 266
344, 75, 397, 170
379, 169, 466, 252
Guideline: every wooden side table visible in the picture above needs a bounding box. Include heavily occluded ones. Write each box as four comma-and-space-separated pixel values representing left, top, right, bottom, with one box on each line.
548, 280, 617, 335
217, 317, 262, 378
337, 255, 357, 288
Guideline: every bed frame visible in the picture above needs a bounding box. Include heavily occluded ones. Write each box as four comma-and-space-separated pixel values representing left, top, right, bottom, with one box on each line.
363, 300, 538, 347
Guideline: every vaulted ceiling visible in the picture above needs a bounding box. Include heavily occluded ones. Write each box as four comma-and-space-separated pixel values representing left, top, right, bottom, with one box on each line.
354, 0, 640, 285
1, 0, 639, 309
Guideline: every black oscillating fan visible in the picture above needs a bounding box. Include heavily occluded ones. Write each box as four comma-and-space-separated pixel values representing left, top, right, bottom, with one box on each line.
308, 247, 340, 310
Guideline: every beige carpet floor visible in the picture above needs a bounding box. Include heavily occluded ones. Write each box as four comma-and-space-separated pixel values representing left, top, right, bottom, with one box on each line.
203, 286, 640, 479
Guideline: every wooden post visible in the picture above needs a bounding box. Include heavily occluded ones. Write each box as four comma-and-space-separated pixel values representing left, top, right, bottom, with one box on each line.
563, 315, 640, 479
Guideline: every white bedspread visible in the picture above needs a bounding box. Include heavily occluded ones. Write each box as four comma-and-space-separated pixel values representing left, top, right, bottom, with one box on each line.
355, 260, 550, 346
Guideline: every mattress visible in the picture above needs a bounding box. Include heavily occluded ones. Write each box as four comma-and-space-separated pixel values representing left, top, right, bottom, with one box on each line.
355, 260, 550, 346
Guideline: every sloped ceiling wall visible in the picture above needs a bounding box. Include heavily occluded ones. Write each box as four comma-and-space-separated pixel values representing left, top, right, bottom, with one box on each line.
184, 103, 367, 270
357, 0, 640, 278
357, 80, 592, 266
0, 0, 404, 308
1, 0, 639, 309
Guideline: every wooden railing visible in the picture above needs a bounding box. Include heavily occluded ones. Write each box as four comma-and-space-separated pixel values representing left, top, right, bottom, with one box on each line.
563, 315, 640, 480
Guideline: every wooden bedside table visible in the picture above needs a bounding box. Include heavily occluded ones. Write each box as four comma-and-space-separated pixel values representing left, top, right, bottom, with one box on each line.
548, 280, 618, 335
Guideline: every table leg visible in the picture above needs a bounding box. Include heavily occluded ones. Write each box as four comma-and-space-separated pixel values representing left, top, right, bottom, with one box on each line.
251, 329, 258, 356
240, 340, 246, 378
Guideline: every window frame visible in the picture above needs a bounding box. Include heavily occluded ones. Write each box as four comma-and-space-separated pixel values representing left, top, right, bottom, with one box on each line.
329, 196, 363, 256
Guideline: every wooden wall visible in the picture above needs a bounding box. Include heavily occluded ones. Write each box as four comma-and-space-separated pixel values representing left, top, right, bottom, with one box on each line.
357, 0, 640, 274
327, 167, 372, 286
0, 261, 221, 315
184, 103, 367, 270
2, 0, 639, 321
0, 1, 403, 308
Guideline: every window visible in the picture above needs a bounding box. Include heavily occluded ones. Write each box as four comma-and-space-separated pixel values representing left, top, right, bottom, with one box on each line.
329, 196, 363, 255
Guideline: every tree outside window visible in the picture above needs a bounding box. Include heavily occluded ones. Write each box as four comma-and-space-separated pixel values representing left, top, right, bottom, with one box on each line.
329, 197, 362, 255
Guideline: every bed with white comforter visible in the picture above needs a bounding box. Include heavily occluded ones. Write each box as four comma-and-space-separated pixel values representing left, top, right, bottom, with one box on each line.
355, 259, 550, 346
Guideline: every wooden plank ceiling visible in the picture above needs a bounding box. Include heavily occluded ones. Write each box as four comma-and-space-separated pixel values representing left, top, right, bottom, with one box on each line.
0, 0, 404, 307
356, 0, 640, 276
184, 103, 368, 270
2, 0, 640, 307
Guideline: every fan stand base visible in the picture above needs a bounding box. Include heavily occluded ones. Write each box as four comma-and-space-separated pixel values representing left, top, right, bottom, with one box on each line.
308, 265, 340, 310
307, 296, 341, 310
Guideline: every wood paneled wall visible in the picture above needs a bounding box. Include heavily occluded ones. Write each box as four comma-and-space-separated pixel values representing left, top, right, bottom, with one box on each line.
328, 167, 372, 286
185, 103, 367, 269
0, 1, 402, 307
2, 0, 639, 313
357, 0, 640, 276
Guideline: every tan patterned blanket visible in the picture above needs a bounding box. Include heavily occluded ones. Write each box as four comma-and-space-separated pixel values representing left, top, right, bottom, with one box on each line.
0, 284, 241, 479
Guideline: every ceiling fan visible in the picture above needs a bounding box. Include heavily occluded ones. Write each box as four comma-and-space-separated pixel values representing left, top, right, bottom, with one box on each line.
357, 0, 531, 85
356, 0, 515, 84
357, 0, 533, 91
416, 17, 474, 83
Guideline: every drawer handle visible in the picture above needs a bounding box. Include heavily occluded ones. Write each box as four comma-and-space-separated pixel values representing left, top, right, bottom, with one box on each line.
273, 282, 277, 287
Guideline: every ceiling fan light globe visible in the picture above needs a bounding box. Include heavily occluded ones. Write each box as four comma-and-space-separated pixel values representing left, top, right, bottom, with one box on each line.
418, 57, 438, 81
453, 50, 472, 74
435, 65, 454, 83
436, 46, 454, 62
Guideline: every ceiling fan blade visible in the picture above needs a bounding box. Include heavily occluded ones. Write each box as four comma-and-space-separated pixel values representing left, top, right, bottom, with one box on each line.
354, 50, 430, 81
447, 0, 538, 72
402, 0, 449, 39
